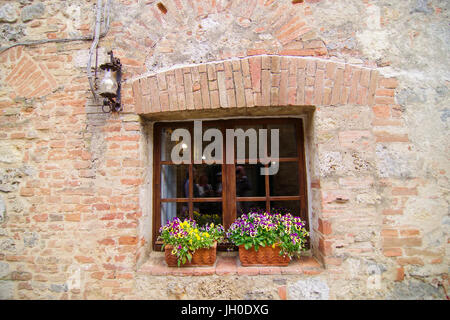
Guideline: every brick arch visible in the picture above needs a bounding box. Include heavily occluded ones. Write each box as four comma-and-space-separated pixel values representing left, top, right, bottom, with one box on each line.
131, 55, 397, 114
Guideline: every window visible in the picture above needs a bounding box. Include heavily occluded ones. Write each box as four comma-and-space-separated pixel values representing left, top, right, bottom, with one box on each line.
153, 118, 308, 249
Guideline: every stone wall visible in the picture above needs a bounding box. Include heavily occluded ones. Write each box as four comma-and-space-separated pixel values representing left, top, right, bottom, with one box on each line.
0, 0, 448, 300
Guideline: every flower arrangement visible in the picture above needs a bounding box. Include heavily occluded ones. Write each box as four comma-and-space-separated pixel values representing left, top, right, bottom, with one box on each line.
159, 217, 225, 266
226, 210, 309, 258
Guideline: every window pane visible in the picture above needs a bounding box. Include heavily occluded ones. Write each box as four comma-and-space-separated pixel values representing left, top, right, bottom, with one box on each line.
236, 164, 266, 197
270, 201, 301, 217
161, 165, 189, 198
161, 126, 190, 161
161, 202, 189, 225
269, 161, 299, 196
237, 201, 266, 217
201, 124, 223, 163
193, 202, 222, 227
233, 124, 263, 161
267, 123, 298, 158
193, 164, 222, 198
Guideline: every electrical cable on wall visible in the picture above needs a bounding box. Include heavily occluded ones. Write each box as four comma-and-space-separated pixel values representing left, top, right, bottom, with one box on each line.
88, 0, 105, 102
0, 0, 112, 103
0, 1, 111, 54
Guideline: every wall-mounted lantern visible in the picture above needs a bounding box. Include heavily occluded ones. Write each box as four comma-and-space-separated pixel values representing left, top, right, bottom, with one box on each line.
99, 50, 122, 113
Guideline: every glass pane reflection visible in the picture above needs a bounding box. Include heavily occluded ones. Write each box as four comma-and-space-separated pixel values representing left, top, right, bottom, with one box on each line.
270, 201, 301, 217
235, 164, 266, 197
269, 162, 299, 196
161, 165, 189, 198
237, 201, 266, 217
193, 202, 222, 227
194, 164, 222, 198
161, 202, 189, 225
161, 126, 190, 161
267, 123, 298, 158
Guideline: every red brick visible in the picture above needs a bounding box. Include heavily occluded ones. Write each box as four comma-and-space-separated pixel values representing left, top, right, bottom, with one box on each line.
323, 256, 343, 266
330, 68, 343, 105
278, 285, 287, 300
192, 267, 216, 276
375, 133, 409, 143
318, 218, 332, 235
249, 56, 261, 92
120, 179, 142, 186
261, 70, 271, 105
392, 187, 418, 196
368, 70, 379, 105
382, 209, 403, 215
20, 188, 34, 197
319, 238, 332, 255
75, 256, 95, 264
379, 78, 398, 89
215, 257, 237, 275
118, 236, 138, 245
376, 89, 395, 97
383, 248, 402, 257
233, 70, 246, 108
65, 213, 81, 222
91, 272, 105, 280
259, 267, 281, 275
348, 69, 361, 104
400, 229, 420, 237
299, 256, 321, 269
98, 238, 115, 245
381, 229, 399, 237
313, 69, 324, 105
279, 49, 315, 56
397, 257, 424, 266
93, 204, 110, 211
372, 105, 390, 118
11, 271, 32, 281
383, 237, 422, 248
32, 214, 48, 222
247, 49, 269, 56
395, 267, 404, 281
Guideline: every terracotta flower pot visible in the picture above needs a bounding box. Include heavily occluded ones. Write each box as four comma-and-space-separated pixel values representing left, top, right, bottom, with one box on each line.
164, 242, 217, 267
238, 244, 290, 266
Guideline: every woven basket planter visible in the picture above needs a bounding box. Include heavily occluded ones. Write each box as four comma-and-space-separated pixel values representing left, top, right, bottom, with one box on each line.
164, 242, 217, 267
238, 245, 290, 266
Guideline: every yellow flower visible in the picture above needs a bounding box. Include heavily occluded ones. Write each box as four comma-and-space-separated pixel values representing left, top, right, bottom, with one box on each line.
272, 243, 276, 249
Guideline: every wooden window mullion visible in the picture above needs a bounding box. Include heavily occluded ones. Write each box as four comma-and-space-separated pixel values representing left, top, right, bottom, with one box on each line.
153, 124, 162, 249
188, 163, 193, 219
224, 122, 236, 229
265, 164, 270, 212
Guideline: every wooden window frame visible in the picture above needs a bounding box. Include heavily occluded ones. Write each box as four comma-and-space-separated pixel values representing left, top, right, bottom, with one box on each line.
152, 118, 308, 250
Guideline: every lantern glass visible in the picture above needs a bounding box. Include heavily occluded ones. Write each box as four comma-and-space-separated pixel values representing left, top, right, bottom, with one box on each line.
99, 69, 118, 98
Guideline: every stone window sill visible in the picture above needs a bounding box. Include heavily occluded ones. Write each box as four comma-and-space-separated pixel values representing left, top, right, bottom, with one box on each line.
138, 252, 323, 276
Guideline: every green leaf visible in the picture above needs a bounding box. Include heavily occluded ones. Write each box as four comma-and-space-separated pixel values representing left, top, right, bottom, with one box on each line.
187, 253, 192, 262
